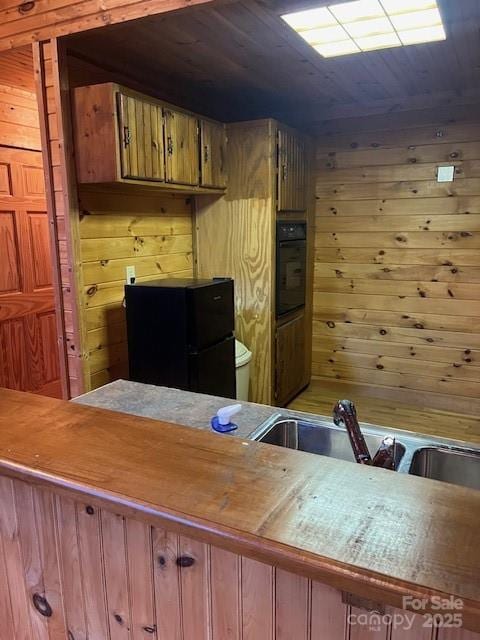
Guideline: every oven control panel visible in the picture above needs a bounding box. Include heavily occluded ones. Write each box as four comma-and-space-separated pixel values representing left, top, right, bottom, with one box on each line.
277, 222, 307, 241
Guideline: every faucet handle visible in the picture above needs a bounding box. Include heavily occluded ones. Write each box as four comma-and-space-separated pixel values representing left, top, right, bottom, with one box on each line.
372, 436, 396, 470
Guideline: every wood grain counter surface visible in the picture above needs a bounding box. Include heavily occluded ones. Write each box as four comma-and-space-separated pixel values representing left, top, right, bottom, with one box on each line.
1, 387, 479, 629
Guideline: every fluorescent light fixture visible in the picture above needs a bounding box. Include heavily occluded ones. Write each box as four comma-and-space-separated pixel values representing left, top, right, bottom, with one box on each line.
281, 0, 446, 58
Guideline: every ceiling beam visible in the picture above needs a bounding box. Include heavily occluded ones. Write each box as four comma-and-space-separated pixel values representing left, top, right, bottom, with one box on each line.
0, 0, 221, 52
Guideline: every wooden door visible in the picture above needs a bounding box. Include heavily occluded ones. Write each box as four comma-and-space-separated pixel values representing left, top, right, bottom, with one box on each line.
117, 91, 165, 182
276, 312, 306, 406
0, 147, 61, 397
277, 128, 306, 212
164, 108, 199, 186
200, 119, 227, 188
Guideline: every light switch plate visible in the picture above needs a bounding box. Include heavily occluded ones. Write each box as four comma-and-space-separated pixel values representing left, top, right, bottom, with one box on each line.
437, 165, 455, 182
126, 265, 136, 284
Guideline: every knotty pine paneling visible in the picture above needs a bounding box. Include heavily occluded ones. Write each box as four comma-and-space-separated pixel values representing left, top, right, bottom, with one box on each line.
0, 82, 40, 150
79, 186, 193, 390
314, 110, 480, 414
0, 48, 39, 148
2, 474, 476, 640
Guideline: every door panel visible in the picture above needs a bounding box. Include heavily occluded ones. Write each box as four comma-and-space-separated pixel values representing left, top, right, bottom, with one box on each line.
0, 146, 61, 398
164, 109, 199, 186
0, 211, 21, 293
28, 212, 53, 289
22, 165, 45, 196
39, 311, 60, 383
0, 317, 29, 391
117, 92, 165, 182
200, 119, 226, 188
0, 163, 11, 195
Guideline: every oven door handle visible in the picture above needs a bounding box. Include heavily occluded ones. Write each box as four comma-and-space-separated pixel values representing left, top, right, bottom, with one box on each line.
278, 240, 307, 248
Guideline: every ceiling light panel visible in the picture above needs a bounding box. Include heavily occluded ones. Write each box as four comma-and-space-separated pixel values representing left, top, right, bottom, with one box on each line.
329, 0, 384, 22
282, 6, 336, 30
355, 32, 401, 51
314, 40, 360, 57
281, 0, 446, 58
301, 25, 350, 44
389, 7, 442, 31
343, 16, 393, 39
398, 24, 446, 45
380, 0, 436, 14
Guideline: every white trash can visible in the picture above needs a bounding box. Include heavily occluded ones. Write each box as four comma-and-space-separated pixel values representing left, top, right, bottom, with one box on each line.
235, 339, 252, 401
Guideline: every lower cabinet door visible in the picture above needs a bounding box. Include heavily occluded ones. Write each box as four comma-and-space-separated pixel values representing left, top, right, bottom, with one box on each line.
276, 313, 306, 406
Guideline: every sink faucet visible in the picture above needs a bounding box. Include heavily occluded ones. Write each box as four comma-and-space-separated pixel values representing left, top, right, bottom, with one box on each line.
333, 400, 396, 470
333, 400, 372, 465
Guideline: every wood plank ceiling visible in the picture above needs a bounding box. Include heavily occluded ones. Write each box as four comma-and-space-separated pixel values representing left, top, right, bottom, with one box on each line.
65, 0, 480, 130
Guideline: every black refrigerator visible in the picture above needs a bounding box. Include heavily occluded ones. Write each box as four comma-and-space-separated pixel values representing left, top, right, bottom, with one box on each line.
125, 278, 236, 398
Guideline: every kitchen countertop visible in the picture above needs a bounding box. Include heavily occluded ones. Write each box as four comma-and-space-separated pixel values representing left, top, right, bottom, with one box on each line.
74, 379, 278, 438
1, 387, 479, 631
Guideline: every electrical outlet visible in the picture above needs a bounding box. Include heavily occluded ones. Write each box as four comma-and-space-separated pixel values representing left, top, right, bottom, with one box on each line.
126, 265, 136, 284
437, 165, 455, 183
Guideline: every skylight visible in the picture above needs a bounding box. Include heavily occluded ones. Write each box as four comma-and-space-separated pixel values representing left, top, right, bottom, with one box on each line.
281, 0, 446, 57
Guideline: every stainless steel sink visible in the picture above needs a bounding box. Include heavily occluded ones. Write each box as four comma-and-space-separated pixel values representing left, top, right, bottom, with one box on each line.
252, 418, 406, 467
249, 413, 480, 490
409, 447, 480, 491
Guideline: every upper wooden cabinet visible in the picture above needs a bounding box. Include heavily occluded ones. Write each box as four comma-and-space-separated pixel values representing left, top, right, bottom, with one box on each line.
72, 83, 226, 193
277, 127, 307, 212
200, 119, 227, 188
117, 91, 165, 182
164, 108, 199, 186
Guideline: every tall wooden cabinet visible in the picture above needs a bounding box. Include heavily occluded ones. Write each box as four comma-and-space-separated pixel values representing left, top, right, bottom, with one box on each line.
195, 119, 313, 406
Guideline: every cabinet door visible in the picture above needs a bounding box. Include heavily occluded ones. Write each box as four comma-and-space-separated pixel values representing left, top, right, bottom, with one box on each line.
164, 109, 199, 186
277, 129, 306, 212
117, 92, 165, 182
200, 119, 227, 188
275, 313, 306, 406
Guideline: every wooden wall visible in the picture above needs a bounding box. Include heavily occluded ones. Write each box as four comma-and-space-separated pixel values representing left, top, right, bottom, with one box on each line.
0, 67, 40, 150
0, 47, 40, 148
80, 187, 193, 390
1, 473, 478, 640
313, 104, 480, 414
195, 120, 276, 405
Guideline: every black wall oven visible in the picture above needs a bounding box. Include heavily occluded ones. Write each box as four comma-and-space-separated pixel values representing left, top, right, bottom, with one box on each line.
276, 221, 307, 317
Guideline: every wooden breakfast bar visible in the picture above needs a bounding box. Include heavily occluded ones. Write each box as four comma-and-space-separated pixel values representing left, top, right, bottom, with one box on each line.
0, 387, 479, 639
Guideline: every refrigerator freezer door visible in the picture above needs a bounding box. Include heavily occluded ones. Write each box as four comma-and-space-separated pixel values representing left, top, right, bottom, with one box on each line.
187, 280, 234, 349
